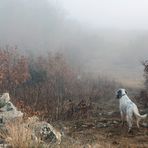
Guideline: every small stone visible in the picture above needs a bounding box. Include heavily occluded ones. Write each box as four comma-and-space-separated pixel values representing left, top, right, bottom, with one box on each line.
107, 132, 112, 137
96, 123, 108, 128
141, 122, 148, 128
99, 113, 102, 116
107, 111, 114, 116
113, 120, 118, 124
112, 141, 119, 145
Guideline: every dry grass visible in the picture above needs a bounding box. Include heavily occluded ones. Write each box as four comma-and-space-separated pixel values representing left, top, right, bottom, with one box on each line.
0, 119, 112, 148
0, 117, 147, 148
0, 120, 43, 148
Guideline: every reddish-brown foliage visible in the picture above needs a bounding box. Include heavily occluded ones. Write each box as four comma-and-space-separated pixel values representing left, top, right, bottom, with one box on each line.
0, 47, 118, 121
0, 47, 30, 92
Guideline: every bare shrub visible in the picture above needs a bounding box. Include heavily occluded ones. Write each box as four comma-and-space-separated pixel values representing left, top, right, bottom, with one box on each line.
0, 47, 119, 121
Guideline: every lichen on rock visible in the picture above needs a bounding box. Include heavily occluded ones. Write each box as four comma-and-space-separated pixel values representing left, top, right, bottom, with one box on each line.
0, 93, 23, 123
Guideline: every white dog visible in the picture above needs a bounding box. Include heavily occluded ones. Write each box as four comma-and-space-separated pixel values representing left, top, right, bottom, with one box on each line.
116, 88, 147, 132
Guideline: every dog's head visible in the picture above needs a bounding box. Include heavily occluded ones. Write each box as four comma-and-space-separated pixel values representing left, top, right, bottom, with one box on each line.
116, 88, 127, 99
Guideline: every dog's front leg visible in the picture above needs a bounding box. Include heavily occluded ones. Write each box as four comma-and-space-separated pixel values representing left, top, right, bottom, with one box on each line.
120, 111, 125, 127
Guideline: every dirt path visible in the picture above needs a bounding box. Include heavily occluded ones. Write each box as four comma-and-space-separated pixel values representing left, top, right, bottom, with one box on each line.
58, 115, 148, 148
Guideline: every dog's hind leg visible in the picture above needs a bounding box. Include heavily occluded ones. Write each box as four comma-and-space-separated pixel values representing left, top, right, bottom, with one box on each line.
136, 117, 140, 129
126, 107, 134, 133
126, 113, 133, 133
127, 117, 132, 132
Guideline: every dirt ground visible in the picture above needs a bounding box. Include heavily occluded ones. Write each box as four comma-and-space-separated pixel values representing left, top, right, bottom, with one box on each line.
56, 112, 148, 148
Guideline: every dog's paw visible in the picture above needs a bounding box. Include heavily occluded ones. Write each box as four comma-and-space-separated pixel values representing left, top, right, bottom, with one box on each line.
120, 121, 125, 127
128, 129, 134, 135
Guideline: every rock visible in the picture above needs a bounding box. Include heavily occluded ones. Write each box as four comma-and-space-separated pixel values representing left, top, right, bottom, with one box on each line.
0, 93, 10, 108
96, 123, 108, 128
0, 144, 10, 148
112, 120, 119, 124
0, 101, 17, 112
0, 110, 23, 123
81, 123, 95, 128
99, 113, 103, 116
0, 93, 23, 124
40, 122, 61, 144
27, 117, 61, 144
0, 94, 61, 146
141, 122, 148, 128
106, 111, 120, 117
107, 111, 114, 116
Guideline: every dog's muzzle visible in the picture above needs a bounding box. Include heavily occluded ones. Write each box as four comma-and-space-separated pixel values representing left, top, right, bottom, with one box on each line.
116, 92, 126, 99
116, 94, 120, 99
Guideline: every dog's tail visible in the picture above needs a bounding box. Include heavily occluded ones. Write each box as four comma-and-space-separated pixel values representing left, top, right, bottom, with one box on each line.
133, 105, 147, 119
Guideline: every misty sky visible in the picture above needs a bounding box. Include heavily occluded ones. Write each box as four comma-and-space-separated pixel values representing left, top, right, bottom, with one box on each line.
60, 0, 148, 30
0, 0, 148, 87
59, 0, 148, 87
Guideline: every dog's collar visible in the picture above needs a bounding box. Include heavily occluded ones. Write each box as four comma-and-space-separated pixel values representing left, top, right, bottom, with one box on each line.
121, 94, 126, 97
118, 94, 126, 99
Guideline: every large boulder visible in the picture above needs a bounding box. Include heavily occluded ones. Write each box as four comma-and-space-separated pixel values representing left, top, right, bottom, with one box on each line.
0, 94, 61, 146
0, 93, 23, 123
27, 116, 62, 144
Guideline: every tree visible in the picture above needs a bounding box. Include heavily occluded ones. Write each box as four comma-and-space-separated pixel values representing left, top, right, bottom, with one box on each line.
0, 47, 30, 93
141, 60, 148, 106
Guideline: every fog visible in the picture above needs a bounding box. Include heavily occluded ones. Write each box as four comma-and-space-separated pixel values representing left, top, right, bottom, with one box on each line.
61, 0, 148, 30
0, 0, 148, 87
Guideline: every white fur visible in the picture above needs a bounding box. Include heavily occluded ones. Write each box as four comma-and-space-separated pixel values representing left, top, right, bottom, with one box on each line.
117, 88, 147, 132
